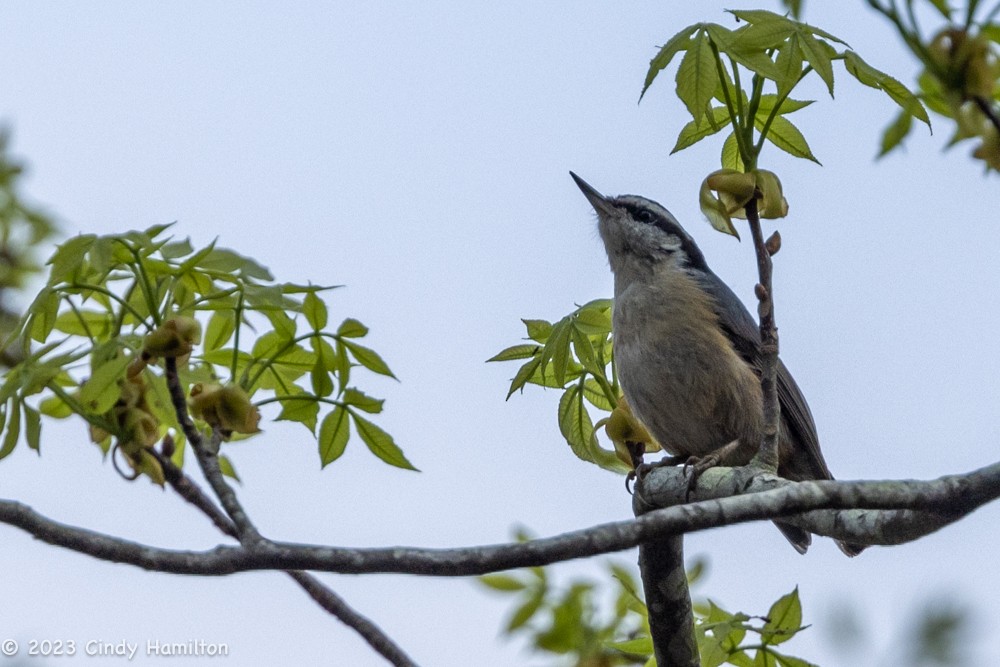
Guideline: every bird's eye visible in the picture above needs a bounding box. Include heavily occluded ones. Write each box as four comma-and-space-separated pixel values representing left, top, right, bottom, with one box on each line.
634, 209, 656, 224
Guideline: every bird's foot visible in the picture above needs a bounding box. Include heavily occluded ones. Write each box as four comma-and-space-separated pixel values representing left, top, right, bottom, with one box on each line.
626, 454, 690, 494
681, 454, 722, 501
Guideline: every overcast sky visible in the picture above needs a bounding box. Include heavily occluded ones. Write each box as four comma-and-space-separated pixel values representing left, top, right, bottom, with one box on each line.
0, 2, 997, 666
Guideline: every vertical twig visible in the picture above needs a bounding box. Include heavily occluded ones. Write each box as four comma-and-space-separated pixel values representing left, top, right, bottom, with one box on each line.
746, 197, 781, 471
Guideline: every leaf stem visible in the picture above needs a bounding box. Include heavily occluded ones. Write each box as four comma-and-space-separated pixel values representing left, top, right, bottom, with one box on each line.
709, 39, 754, 168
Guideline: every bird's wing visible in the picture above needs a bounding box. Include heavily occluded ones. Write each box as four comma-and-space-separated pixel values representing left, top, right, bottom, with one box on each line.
697, 270, 833, 480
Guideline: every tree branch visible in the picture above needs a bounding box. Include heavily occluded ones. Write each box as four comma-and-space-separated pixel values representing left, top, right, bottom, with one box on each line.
163, 356, 263, 544
4, 462, 1000, 576
638, 534, 699, 667
153, 449, 420, 667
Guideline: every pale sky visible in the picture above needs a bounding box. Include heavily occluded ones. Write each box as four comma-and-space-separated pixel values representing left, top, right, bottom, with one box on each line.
0, 2, 997, 666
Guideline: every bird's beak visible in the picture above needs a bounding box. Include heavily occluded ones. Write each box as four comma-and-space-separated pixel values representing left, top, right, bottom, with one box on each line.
570, 172, 616, 217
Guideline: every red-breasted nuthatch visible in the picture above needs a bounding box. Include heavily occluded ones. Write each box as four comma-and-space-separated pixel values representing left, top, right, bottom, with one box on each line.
571, 172, 861, 556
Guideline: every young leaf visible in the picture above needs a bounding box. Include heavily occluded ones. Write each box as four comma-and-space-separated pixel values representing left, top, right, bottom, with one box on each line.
302, 291, 328, 331
641, 23, 700, 99
558, 385, 598, 462
506, 356, 541, 399
774, 34, 805, 99
756, 115, 821, 163
310, 363, 334, 398
478, 574, 526, 592
762, 587, 804, 646
879, 107, 914, 156
318, 406, 350, 466
672, 106, 732, 154
797, 32, 836, 96
721, 132, 745, 171
0, 400, 20, 460
47, 234, 96, 285
336, 318, 368, 338
522, 318, 552, 343
486, 344, 540, 363
80, 355, 132, 414
843, 51, 931, 126
276, 396, 320, 433
675, 29, 718, 125
351, 412, 417, 471
342, 340, 395, 378
23, 405, 41, 452
218, 455, 241, 482
342, 387, 384, 414
204, 310, 236, 353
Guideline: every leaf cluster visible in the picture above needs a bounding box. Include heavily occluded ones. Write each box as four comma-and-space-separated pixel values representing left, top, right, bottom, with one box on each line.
489, 299, 628, 474
642, 9, 929, 186
867, 0, 1000, 170
0, 223, 413, 482
482, 554, 816, 667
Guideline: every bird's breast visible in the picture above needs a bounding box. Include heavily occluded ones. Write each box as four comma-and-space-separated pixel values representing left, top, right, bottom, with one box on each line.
612, 269, 762, 459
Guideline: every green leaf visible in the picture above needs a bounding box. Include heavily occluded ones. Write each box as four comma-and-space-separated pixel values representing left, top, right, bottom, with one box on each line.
756, 94, 813, 116
721, 132, 744, 171
310, 363, 334, 398
641, 23, 700, 99
47, 234, 96, 285
0, 400, 20, 460
28, 289, 61, 343
926, 0, 952, 19
277, 396, 320, 433
23, 405, 41, 452
544, 320, 573, 386
160, 238, 194, 260
506, 356, 541, 399
753, 648, 779, 667
522, 319, 552, 343
39, 394, 73, 418
763, 587, 803, 646
265, 308, 297, 341
607, 637, 654, 655
728, 651, 756, 667
486, 344, 540, 363
558, 385, 598, 462
773, 34, 805, 99
303, 291, 327, 331
204, 310, 236, 353
581, 378, 613, 411
342, 340, 395, 378
798, 32, 835, 96
53, 309, 114, 339
843, 51, 931, 126
342, 387, 384, 414
672, 106, 732, 154
478, 574, 526, 592
506, 590, 545, 632
218, 454, 241, 482
351, 412, 417, 470
879, 107, 914, 157
337, 318, 368, 338
318, 406, 350, 467
774, 653, 817, 667
757, 115, 820, 163
676, 30, 718, 125
705, 23, 779, 80
80, 354, 132, 414
200, 247, 273, 281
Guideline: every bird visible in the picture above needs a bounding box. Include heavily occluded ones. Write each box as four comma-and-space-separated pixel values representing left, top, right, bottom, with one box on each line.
570, 171, 863, 556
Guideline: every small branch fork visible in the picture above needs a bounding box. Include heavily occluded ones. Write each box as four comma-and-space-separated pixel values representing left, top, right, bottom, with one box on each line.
156, 356, 420, 667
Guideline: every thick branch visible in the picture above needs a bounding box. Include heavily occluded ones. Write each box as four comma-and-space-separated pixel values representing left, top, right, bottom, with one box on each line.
639, 536, 698, 667
4, 462, 1000, 576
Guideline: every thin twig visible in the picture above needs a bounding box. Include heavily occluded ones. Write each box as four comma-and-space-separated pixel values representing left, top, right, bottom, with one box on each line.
162, 356, 263, 544
289, 571, 419, 667
152, 451, 420, 667
973, 95, 1000, 137
745, 198, 780, 471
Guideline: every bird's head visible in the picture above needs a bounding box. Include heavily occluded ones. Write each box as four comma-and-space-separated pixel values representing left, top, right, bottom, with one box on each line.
570, 171, 708, 276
